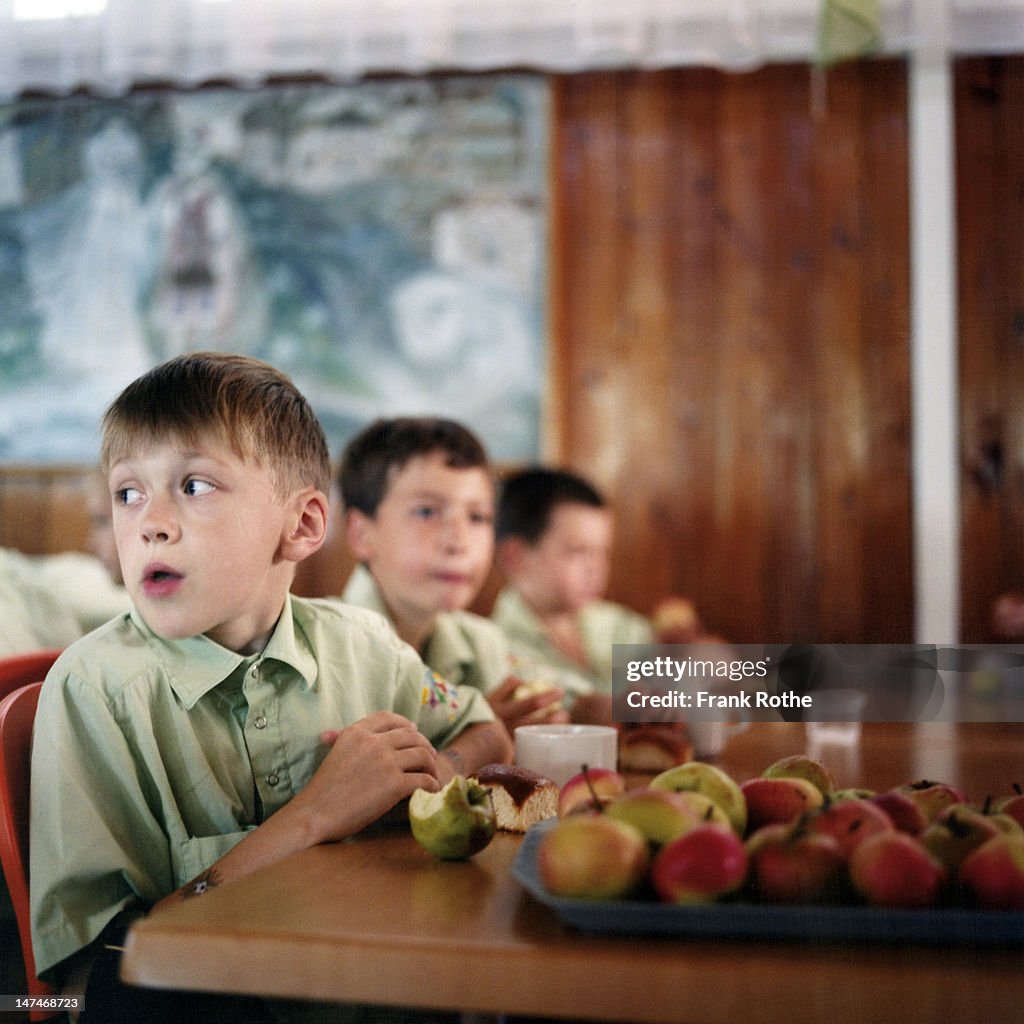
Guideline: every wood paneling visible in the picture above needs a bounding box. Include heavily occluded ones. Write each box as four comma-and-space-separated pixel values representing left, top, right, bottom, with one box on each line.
956, 57, 1024, 642
550, 63, 913, 642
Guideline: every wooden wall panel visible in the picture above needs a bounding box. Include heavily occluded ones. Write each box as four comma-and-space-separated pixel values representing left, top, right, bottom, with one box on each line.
956, 57, 1024, 642
550, 63, 913, 642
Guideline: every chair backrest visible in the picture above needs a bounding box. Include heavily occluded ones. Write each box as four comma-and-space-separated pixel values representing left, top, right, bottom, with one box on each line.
0, 683, 58, 1020
0, 650, 61, 702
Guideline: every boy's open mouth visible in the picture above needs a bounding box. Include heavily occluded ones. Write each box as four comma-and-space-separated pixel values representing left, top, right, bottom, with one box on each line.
142, 563, 184, 594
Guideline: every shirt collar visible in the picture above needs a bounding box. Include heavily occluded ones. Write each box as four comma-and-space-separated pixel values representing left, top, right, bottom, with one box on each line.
130, 595, 320, 709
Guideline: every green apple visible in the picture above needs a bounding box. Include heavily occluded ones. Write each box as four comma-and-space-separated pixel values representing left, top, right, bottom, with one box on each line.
537, 814, 649, 899
604, 787, 703, 847
408, 775, 497, 860
761, 754, 837, 799
649, 761, 747, 835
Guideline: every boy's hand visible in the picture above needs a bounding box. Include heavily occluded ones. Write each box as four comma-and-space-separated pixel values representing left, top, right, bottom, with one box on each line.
488, 675, 570, 731
304, 712, 440, 843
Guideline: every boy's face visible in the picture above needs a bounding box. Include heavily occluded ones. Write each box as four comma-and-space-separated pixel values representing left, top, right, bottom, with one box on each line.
108, 435, 301, 654
348, 451, 495, 628
513, 502, 613, 616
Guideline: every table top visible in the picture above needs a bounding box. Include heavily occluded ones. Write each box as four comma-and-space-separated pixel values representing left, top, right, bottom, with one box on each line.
121, 722, 1024, 1023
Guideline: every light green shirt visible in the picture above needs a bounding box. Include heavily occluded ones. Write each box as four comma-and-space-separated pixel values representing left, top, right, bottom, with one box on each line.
341, 565, 594, 701
29, 594, 493, 978
341, 564, 513, 694
491, 586, 654, 693
0, 548, 129, 656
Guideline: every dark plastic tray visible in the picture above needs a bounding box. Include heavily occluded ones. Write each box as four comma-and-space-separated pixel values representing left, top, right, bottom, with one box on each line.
511, 819, 1024, 946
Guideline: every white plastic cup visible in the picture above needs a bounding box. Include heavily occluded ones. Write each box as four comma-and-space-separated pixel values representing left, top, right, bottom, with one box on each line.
514, 724, 618, 787
804, 689, 868, 746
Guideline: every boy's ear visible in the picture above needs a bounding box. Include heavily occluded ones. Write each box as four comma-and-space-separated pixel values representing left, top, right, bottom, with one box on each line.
280, 488, 329, 563
344, 508, 376, 561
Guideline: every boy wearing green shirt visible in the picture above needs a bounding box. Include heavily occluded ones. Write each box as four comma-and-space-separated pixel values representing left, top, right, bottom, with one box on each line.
338, 417, 602, 731
493, 466, 653, 694
30, 354, 510, 1022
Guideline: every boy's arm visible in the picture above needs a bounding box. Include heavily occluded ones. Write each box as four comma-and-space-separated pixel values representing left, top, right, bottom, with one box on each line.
153, 710, 439, 915
437, 718, 513, 784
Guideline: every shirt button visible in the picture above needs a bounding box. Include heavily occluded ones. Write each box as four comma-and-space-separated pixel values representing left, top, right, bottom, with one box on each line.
249, 667, 259, 679
267, 772, 280, 787
254, 715, 267, 730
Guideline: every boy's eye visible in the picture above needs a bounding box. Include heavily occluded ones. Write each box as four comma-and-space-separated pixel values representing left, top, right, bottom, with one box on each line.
411, 504, 438, 520
470, 510, 494, 526
184, 478, 216, 497
116, 487, 143, 507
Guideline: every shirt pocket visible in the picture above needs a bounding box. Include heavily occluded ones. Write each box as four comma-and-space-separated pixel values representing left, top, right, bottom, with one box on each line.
176, 830, 251, 887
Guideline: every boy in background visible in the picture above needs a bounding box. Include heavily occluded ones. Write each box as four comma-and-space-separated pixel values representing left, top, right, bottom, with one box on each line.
30, 354, 510, 1022
492, 466, 654, 693
338, 418, 609, 727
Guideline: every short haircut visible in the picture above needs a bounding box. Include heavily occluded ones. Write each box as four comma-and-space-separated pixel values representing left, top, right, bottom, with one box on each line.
101, 351, 331, 497
339, 416, 490, 517
496, 466, 606, 543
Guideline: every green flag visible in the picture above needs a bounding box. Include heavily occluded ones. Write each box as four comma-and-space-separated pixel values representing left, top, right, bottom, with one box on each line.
818, 0, 882, 66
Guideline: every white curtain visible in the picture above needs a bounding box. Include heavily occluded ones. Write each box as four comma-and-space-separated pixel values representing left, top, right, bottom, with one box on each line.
0, 0, 1022, 98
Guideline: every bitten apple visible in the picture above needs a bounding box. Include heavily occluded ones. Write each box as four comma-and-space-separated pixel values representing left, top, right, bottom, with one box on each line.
409, 775, 497, 860
651, 824, 748, 904
537, 815, 649, 900
849, 831, 946, 908
959, 833, 1024, 910
558, 766, 626, 817
740, 776, 823, 833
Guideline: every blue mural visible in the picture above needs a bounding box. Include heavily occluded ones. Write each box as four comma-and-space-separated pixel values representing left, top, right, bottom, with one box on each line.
0, 77, 548, 462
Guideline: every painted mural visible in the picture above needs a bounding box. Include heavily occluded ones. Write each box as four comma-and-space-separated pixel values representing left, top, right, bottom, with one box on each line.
0, 76, 548, 462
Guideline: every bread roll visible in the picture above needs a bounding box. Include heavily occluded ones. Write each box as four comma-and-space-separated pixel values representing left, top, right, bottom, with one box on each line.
617, 724, 693, 773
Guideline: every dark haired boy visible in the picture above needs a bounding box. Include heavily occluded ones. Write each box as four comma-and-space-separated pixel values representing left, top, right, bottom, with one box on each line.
493, 466, 653, 693
339, 417, 600, 730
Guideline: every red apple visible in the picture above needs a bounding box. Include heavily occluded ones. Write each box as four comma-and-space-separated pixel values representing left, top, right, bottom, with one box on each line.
804, 798, 894, 859
651, 824, 748, 904
849, 831, 946, 908
870, 790, 929, 836
921, 804, 1005, 872
604, 787, 703, 847
959, 833, 1024, 910
740, 776, 824, 833
558, 766, 626, 817
896, 779, 966, 823
537, 815, 649, 900
746, 823, 845, 903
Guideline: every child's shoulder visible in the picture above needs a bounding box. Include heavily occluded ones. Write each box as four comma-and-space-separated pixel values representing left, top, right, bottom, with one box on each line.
291, 594, 413, 653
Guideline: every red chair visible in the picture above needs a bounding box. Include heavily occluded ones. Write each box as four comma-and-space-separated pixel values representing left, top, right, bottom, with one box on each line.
0, 683, 60, 1021
0, 651, 61, 702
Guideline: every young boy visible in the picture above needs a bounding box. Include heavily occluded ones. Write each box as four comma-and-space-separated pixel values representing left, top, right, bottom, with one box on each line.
337, 417, 606, 729
492, 466, 654, 693
29, 354, 510, 1022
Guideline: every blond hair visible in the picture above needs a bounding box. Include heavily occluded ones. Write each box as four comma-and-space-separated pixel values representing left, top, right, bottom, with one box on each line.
101, 352, 330, 497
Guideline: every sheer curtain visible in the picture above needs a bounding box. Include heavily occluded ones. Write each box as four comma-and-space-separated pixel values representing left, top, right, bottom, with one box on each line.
1, 0, 1022, 99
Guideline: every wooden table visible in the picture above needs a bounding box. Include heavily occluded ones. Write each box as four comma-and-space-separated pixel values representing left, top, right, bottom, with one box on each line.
120, 723, 1024, 1023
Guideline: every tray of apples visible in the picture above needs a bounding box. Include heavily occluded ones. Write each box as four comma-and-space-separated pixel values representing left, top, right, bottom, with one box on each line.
510, 758, 1024, 944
